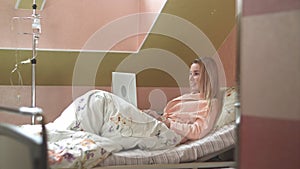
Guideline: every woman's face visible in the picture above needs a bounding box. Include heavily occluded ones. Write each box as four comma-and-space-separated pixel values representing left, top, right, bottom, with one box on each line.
189, 62, 204, 93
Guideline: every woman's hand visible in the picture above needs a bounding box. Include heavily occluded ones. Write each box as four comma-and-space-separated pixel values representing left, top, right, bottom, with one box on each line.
163, 118, 170, 128
143, 109, 170, 128
160, 116, 170, 128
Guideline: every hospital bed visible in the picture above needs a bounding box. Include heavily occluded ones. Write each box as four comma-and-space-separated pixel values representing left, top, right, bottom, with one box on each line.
0, 87, 238, 169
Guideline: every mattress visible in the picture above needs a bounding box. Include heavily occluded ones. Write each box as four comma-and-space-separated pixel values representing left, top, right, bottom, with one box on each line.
98, 122, 236, 167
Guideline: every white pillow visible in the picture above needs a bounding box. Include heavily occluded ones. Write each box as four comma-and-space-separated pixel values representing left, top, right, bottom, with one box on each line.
214, 87, 238, 130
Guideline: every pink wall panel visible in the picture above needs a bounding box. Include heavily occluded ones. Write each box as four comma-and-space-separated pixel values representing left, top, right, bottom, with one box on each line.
218, 25, 237, 87
240, 116, 300, 169
0, 86, 181, 124
0, 0, 166, 52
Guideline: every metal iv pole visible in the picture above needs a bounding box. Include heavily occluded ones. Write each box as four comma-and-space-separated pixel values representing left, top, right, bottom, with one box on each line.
30, 0, 41, 124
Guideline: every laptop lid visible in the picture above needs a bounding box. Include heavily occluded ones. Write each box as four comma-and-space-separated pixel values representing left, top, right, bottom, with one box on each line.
111, 72, 137, 107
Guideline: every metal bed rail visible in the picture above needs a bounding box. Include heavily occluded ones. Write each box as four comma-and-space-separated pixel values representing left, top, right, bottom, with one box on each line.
0, 106, 48, 169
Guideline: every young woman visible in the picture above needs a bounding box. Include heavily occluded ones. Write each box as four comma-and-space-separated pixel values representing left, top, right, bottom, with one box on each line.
145, 57, 221, 143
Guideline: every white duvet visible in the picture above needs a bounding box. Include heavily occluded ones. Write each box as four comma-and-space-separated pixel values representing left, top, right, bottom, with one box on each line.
35, 90, 181, 168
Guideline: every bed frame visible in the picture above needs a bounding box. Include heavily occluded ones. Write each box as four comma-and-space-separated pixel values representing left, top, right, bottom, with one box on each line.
95, 161, 236, 169
93, 148, 236, 169
94, 141, 236, 169
0, 105, 237, 169
0, 106, 48, 169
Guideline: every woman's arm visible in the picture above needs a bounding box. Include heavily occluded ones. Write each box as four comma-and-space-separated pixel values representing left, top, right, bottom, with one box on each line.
169, 119, 205, 140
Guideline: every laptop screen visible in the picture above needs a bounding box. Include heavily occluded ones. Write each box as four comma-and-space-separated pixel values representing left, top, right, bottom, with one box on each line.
111, 72, 137, 107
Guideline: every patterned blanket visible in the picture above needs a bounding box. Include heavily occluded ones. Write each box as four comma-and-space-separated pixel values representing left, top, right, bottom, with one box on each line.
24, 90, 181, 168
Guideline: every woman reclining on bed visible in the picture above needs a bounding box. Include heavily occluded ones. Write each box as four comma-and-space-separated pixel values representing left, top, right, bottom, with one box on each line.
46, 56, 222, 149
143, 56, 221, 143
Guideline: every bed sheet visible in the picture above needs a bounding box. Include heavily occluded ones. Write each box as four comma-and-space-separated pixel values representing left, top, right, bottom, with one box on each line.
98, 122, 236, 167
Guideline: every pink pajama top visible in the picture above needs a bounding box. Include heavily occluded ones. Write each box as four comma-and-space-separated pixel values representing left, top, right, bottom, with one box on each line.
162, 93, 218, 143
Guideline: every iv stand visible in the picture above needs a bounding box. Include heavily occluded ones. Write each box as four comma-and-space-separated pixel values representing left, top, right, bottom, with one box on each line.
30, 0, 41, 124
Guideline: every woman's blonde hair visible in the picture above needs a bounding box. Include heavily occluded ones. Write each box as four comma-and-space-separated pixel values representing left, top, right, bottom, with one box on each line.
192, 57, 219, 100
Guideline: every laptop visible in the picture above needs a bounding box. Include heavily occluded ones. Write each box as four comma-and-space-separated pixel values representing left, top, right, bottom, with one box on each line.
111, 72, 137, 107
